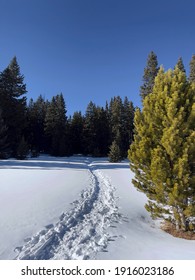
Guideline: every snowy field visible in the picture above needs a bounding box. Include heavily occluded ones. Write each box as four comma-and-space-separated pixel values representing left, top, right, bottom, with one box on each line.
0, 156, 194, 260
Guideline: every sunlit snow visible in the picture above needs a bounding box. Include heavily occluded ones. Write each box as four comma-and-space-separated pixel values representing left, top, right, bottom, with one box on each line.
0, 156, 194, 260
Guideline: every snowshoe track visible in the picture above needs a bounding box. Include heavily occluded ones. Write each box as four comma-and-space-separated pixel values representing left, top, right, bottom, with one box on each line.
14, 165, 121, 260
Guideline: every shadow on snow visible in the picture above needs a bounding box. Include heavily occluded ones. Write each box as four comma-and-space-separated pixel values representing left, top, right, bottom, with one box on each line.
0, 156, 130, 171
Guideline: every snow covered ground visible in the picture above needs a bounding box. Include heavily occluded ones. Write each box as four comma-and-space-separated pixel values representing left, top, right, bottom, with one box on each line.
0, 156, 194, 260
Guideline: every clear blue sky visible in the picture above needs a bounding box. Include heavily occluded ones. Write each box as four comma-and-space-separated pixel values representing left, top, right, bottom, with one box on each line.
1, 0, 195, 116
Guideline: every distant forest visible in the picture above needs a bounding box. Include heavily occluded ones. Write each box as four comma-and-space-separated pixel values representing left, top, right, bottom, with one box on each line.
0, 57, 134, 160
0, 52, 194, 162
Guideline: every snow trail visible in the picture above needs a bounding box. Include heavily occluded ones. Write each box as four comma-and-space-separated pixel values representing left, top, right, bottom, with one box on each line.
14, 163, 121, 260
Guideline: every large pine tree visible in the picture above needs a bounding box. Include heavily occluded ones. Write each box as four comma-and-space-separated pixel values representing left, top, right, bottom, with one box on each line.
108, 96, 134, 159
120, 97, 134, 157
27, 95, 48, 154
129, 66, 195, 231
109, 96, 123, 157
94, 106, 110, 156
83, 101, 97, 155
140, 51, 159, 101
44, 93, 69, 156
70, 111, 84, 155
0, 57, 27, 156
83, 102, 110, 156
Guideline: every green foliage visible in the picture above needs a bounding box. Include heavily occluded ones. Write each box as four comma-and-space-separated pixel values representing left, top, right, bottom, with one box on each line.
189, 54, 195, 83
16, 136, 29, 160
44, 93, 69, 156
83, 101, 110, 156
78, 97, 134, 158
0, 56, 135, 159
0, 109, 10, 158
70, 111, 84, 154
108, 140, 122, 162
0, 56, 27, 156
140, 51, 159, 101
27, 95, 48, 154
109, 96, 134, 158
82, 101, 99, 155
175, 57, 186, 73
129, 66, 195, 231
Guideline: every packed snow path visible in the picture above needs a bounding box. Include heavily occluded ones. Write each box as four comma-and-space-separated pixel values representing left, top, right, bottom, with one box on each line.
14, 161, 122, 260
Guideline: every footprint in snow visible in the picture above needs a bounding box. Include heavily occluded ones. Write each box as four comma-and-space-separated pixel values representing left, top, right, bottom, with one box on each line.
45, 224, 54, 229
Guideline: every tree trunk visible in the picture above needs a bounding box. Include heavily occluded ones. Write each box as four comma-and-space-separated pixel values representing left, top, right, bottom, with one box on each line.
179, 211, 188, 231
173, 206, 181, 230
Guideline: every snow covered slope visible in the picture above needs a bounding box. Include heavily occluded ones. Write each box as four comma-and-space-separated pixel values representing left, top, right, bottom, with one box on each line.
0, 156, 194, 260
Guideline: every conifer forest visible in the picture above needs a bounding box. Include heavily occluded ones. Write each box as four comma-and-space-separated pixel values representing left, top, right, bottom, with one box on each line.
0, 52, 195, 235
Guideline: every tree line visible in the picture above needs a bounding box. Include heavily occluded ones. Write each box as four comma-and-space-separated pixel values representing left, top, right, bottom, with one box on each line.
27, 94, 134, 160
0, 57, 134, 160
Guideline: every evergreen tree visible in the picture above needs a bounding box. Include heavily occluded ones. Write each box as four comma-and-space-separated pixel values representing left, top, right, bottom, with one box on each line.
0, 109, 9, 158
44, 94, 69, 156
175, 57, 185, 73
108, 140, 122, 162
109, 96, 123, 154
82, 102, 111, 156
27, 95, 48, 154
189, 54, 195, 83
83, 101, 97, 155
70, 111, 84, 154
16, 136, 29, 160
120, 97, 134, 157
128, 66, 195, 232
94, 106, 110, 156
109, 96, 123, 138
109, 96, 134, 158
140, 51, 159, 101
0, 56, 27, 156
